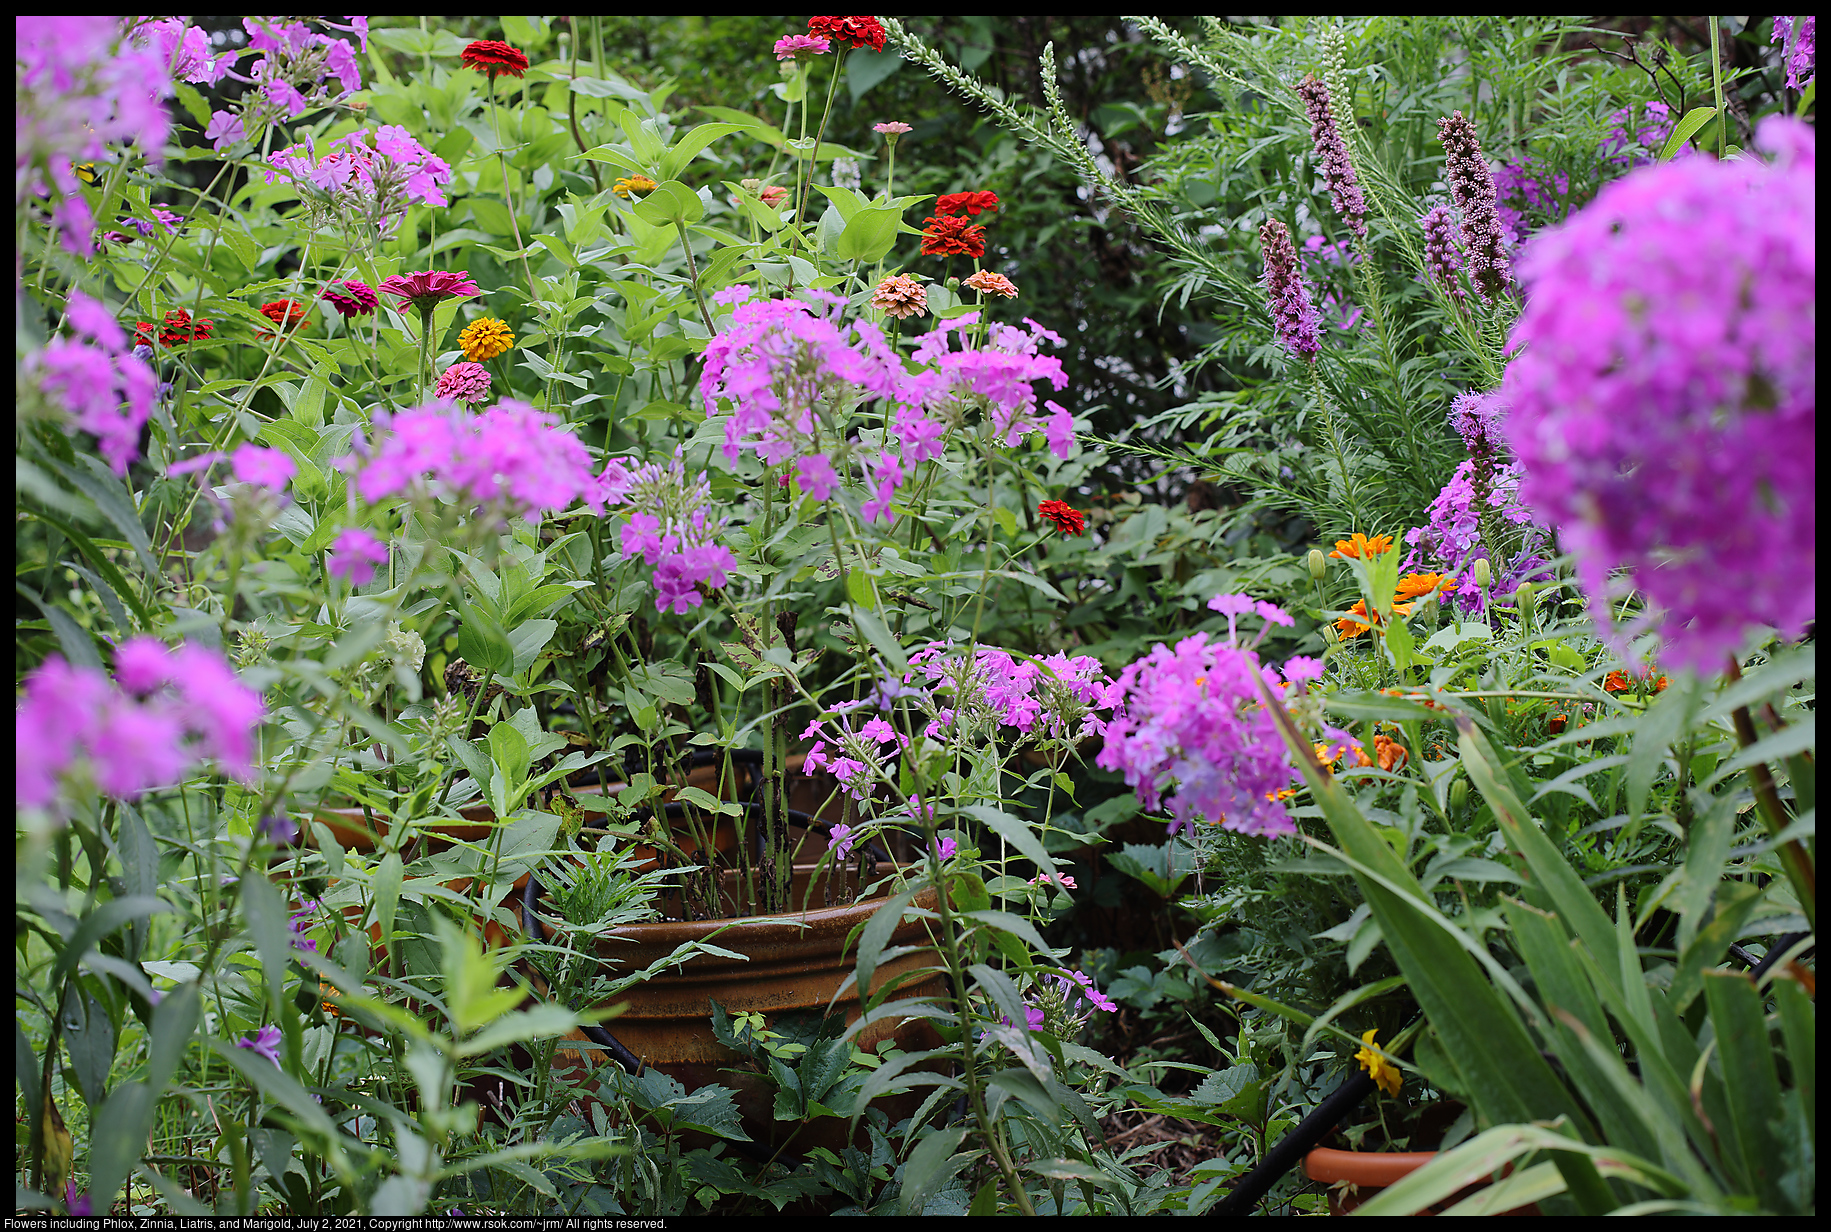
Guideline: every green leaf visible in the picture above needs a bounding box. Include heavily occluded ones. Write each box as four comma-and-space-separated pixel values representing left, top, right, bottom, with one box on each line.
240, 873, 292, 1018
900, 1126, 969, 1215
963, 805, 1061, 887
1659, 106, 1718, 160
960, 910, 1051, 959
147, 983, 201, 1093
456, 600, 515, 677
373, 853, 404, 948
1625, 674, 1701, 822
850, 608, 907, 673
1354, 1124, 1681, 1216
507, 618, 558, 676
51, 896, 172, 992
631, 179, 705, 226
836, 207, 902, 263
846, 47, 903, 102
853, 886, 918, 1011
1702, 970, 1784, 1208
658, 123, 749, 183
457, 1003, 579, 1057
87, 1082, 158, 1215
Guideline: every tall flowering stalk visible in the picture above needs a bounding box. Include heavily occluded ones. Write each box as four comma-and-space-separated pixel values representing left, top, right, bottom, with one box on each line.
1258, 218, 1321, 360
1436, 112, 1510, 301
1297, 75, 1367, 240
1420, 205, 1465, 304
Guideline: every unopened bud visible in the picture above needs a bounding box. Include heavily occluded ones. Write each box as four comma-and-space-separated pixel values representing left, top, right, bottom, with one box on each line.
1515, 581, 1536, 625
1307, 548, 1327, 581
1448, 777, 1469, 813
1472, 557, 1492, 590
740, 178, 762, 191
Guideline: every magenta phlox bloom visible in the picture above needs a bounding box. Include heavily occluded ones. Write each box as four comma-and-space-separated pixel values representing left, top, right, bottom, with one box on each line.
906, 314, 1073, 456
932, 835, 958, 861
17, 18, 172, 199
907, 643, 1110, 743
1057, 968, 1118, 1014
795, 452, 840, 500
1501, 118, 1815, 669
231, 443, 296, 489
26, 290, 158, 475
268, 126, 451, 230
348, 400, 599, 519
1096, 632, 1299, 838
827, 823, 856, 860
596, 452, 737, 614
327, 527, 388, 586
1403, 458, 1550, 613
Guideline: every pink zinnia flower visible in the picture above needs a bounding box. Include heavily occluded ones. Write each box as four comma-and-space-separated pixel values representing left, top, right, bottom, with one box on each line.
323, 279, 378, 318
379, 270, 481, 315
774, 34, 830, 60
873, 121, 913, 136
963, 270, 1018, 299
435, 361, 492, 406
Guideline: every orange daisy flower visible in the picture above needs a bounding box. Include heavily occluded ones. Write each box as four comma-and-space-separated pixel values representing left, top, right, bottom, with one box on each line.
1329, 532, 1395, 559
1394, 572, 1457, 602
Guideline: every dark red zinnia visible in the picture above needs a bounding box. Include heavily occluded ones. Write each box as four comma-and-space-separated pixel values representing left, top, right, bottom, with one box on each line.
259, 299, 310, 334
460, 39, 530, 79
1038, 499, 1086, 536
935, 190, 1000, 217
920, 214, 987, 259
808, 15, 888, 52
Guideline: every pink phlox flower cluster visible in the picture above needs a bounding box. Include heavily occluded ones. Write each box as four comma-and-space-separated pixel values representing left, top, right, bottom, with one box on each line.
905, 314, 1074, 456
17, 18, 173, 253
1502, 116, 1815, 668
598, 453, 737, 614
699, 293, 906, 481
26, 290, 159, 475
1492, 155, 1573, 249
1055, 968, 1118, 1014
1095, 630, 1301, 839
1598, 102, 1676, 169
1031, 871, 1078, 890
136, 17, 233, 85
16, 639, 265, 809
932, 835, 958, 862
266, 126, 452, 229
347, 399, 600, 519
827, 823, 858, 861
328, 527, 388, 586
906, 644, 1110, 744
1403, 459, 1550, 613
1206, 593, 1294, 644
287, 898, 321, 954
231, 443, 296, 490
802, 712, 896, 803
1773, 17, 1816, 91
199, 18, 365, 150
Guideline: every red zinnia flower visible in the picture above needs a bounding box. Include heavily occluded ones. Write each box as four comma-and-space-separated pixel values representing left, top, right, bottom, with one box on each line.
808, 15, 888, 52
1039, 499, 1086, 536
134, 309, 213, 348
259, 299, 310, 335
935, 190, 999, 217
920, 214, 987, 259
460, 39, 530, 80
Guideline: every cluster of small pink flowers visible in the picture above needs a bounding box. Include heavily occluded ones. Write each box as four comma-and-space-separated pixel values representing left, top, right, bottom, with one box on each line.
344, 399, 600, 519
906, 644, 1110, 745
434, 361, 492, 405
1403, 459, 1550, 613
1296, 75, 1367, 240
1501, 117, 1816, 670
328, 527, 389, 586
203, 17, 370, 151
25, 290, 159, 475
1258, 218, 1321, 360
1491, 156, 1572, 248
1772, 17, 1815, 91
802, 708, 903, 802
16, 639, 266, 809
774, 34, 830, 61
1436, 112, 1511, 301
1031, 871, 1078, 890
17, 18, 174, 255
1419, 205, 1465, 303
1596, 102, 1674, 169
593, 452, 738, 614
1053, 968, 1118, 1014
1096, 595, 1312, 839
135, 17, 233, 86
904, 313, 1074, 456
266, 126, 452, 232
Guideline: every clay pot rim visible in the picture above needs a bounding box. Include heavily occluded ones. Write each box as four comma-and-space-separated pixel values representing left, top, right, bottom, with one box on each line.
599, 868, 934, 943
1301, 1147, 1438, 1187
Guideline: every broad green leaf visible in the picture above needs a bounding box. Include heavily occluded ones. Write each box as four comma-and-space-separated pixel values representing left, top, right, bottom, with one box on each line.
836, 206, 902, 262
963, 805, 1061, 888
1354, 1123, 1682, 1216
240, 874, 292, 1018
900, 1126, 969, 1215
1702, 970, 1783, 1208
1658, 106, 1718, 160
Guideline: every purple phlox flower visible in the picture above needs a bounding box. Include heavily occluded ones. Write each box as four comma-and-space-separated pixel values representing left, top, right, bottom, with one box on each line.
904, 314, 1074, 456
65, 1181, 91, 1217
17, 17, 173, 194
1258, 218, 1321, 360
861, 450, 904, 524
231, 443, 296, 490
261, 814, 300, 846
858, 717, 899, 744
327, 527, 388, 587
827, 823, 856, 861
139, 18, 231, 85
596, 452, 736, 614
1499, 117, 1814, 670
795, 452, 840, 500
1060, 968, 1118, 1013
1256, 600, 1293, 628
1598, 102, 1676, 169
346, 400, 599, 519
165, 449, 224, 477
27, 290, 158, 475
802, 741, 829, 772
1282, 655, 1326, 687
237, 1023, 283, 1068
1297, 75, 1367, 239
270, 128, 450, 230
114, 635, 175, 694
1096, 632, 1299, 839
286, 897, 320, 953
1773, 17, 1816, 91
1001, 1004, 1047, 1033
206, 109, 245, 150
799, 719, 826, 741
932, 835, 958, 862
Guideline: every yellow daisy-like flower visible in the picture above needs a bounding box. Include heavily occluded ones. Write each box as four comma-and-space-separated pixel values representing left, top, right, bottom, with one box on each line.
458, 317, 515, 363
613, 175, 658, 199
1355, 1028, 1402, 1097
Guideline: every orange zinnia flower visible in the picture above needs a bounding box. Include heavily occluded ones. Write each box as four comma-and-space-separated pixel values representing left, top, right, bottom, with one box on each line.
1603, 670, 1669, 694
1394, 572, 1457, 602
1329, 532, 1395, 559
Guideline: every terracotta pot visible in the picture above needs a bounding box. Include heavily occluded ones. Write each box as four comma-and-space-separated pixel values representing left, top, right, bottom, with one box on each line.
541, 860, 947, 1152
1303, 1148, 1542, 1216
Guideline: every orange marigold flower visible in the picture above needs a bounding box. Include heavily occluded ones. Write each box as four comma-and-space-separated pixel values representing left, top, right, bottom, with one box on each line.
1330, 532, 1395, 559
1604, 670, 1669, 694
1373, 733, 1409, 772
1395, 572, 1457, 602
1548, 713, 1570, 734
1335, 599, 1375, 638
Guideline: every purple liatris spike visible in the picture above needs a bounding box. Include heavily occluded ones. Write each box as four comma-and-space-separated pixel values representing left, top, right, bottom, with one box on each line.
1297, 75, 1367, 240
1420, 205, 1465, 302
1258, 218, 1322, 360
1436, 112, 1511, 301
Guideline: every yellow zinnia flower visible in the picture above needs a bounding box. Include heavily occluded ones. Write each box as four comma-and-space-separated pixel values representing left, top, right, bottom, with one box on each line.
1355, 1028, 1402, 1097
613, 175, 658, 199
458, 317, 515, 363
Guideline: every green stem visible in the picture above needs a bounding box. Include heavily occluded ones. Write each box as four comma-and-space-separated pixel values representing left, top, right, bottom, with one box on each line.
1709, 17, 1728, 158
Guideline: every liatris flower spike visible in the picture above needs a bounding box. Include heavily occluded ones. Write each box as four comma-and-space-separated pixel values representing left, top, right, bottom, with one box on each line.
1297, 75, 1367, 240
1437, 111, 1511, 300
460, 39, 529, 79
1420, 206, 1464, 303
1258, 218, 1321, 360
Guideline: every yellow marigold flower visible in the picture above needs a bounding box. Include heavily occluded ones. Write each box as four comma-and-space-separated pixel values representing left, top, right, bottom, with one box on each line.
1329, 532, 1395, 559
458, 317, 515, 363
613, 175, 658, 199
1355, 1028, 1402, 1097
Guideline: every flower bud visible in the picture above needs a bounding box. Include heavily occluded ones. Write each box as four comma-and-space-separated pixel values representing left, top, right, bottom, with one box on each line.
740, 178, 762, 192
1307, 548, 1327, 581
1515, 581, 1536, 625
1448, 776, 1469, 814
1472, 557, 1492, 590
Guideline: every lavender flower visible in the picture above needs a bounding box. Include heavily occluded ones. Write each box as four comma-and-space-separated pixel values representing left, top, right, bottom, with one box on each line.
1500, 118, 1815, 669
266, 126, 451, 234
1598, 103, 1675, 169
1773, 17, 1816, 91
827, 823, 856, 861
1436, 112, 1511, 300
1258, 218, 1321, 360
1420, 206, 1465, 303
231, 444, 296, 490
596, 452, 737, 615
1297, 75, 1367, 239
236, 1024, 283, 1068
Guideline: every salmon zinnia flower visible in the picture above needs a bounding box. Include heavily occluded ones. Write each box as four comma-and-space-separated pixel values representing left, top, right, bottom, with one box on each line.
1330, 532, 1395, 559
871, 274, 927, 319
458, 316, 515, 362
963, 269, 1018, 298
460, 40, 529, 80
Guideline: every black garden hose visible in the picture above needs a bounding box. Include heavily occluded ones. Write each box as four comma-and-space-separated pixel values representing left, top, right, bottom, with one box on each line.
1211, 1072, 1378, 1215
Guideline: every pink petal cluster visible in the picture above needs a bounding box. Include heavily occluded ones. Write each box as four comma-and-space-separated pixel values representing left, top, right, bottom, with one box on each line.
907, 644, 1110, 743
16, 640, 266, 809
774, 34, 830, 60
25, 290, 158, 475
231, 443, 296, 489
905, 313, 1074, 456
1096, 600, 1312, 838
267, 126, 452, 231
323, 279, 379, 318
327, 527, 388, 586
1501, 117, 1816, 670
435, 360, 493, 405
201, 17, 368, 150
346, 399, 600, 518
595, 453, 738, 615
